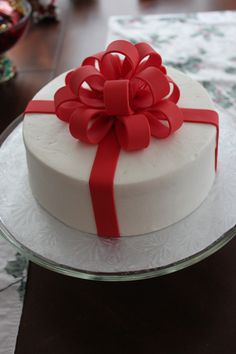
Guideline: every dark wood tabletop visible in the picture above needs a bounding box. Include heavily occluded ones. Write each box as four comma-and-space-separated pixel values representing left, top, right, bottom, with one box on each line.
0, 1, 236, 353
1, 0, 236, 133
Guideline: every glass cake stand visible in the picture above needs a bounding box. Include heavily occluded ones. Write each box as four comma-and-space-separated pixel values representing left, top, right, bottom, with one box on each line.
0, 116, 236, 281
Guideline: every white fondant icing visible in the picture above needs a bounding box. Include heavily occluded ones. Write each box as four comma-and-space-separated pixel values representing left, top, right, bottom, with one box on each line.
23, 68, 217, 236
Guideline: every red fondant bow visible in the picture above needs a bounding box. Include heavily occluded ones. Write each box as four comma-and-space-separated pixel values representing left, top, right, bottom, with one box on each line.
25, 40, 219, 238
54, 40, 183, 151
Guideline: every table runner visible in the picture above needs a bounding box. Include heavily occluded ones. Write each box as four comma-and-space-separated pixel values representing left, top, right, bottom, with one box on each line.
108, 11, 236, 116
0, 240, 27, 354
1, 10, 236, 353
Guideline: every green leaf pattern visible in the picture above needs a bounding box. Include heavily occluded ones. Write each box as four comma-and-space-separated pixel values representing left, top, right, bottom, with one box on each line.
164, 57, 203, 73
202, 81, 233, 109
2, 252, 28, 301
149, 34, 177, 48
191, 25, 224, 40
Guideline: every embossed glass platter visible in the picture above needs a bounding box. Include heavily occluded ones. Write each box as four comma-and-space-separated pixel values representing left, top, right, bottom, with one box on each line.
0, 118, 235, 281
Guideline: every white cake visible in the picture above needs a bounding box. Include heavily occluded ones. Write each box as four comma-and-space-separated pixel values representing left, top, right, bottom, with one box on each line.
23, 65, 217, 236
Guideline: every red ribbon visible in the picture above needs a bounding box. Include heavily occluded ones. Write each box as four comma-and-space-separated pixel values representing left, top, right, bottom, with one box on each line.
25, 40, 219, 238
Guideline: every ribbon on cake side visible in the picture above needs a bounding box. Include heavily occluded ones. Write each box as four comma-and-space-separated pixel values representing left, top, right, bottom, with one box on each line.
25, 40, 219, 238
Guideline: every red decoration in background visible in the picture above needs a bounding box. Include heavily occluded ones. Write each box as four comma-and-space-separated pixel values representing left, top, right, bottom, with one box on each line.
0, 1, 24, 33
25, 40, 219, 238
30, 0, 59, 22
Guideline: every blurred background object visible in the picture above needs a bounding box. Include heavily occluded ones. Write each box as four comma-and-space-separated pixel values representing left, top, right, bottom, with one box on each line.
0, 0, 31, 82
29, 0, 59, 22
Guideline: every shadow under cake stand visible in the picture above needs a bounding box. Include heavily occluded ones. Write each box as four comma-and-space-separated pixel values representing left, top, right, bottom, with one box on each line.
0, 115, 235, 281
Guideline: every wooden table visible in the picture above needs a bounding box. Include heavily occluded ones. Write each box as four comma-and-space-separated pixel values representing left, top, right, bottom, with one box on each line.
0, 1, 236, 353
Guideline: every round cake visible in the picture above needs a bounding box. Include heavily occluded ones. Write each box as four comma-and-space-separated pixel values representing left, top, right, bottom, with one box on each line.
23, 41, 218, 237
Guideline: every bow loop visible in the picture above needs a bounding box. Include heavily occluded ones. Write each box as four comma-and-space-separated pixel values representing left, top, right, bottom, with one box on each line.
69, 107, 113, 144
116, 114, 151, 151
69, 66, 105, 109
100, 53, 123, 80
134, 67, 170, 109
102, 40, 140, 79
54, 86, 80, 122
135, 42, 162, 72
82, 51, 104, 68
104, 80, 132, 116
148, 100, 184, 138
